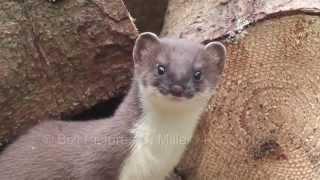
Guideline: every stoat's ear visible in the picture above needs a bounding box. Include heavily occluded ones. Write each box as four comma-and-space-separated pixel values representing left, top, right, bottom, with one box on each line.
205, 41, 226, 74
133, 32, 160, 65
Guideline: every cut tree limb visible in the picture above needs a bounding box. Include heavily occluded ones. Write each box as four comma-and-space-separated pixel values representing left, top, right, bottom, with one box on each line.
0, 0, 137, 148
162, 1, 320, 179
162, 0, 320, 41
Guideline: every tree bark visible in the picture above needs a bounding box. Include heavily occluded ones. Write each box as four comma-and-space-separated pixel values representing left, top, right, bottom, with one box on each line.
0, 0, 137, 149
123, 0, 168, 34
162, 1, 320, 179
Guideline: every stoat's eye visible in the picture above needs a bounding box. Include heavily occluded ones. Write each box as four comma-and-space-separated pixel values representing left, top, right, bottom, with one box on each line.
193, 71, 202, 81
157, 64, 166, 75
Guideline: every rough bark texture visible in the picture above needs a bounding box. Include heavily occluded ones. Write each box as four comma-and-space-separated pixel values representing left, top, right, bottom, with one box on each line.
162, 0, 320, 42
123, 0, 168, 34
0, 0, 137, 149
162, 1, 320, 179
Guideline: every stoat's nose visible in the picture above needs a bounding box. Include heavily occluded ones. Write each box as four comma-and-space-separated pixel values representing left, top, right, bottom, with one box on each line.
170, 84, 184, 97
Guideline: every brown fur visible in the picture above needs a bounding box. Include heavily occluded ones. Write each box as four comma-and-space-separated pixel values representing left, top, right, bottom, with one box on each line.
0, 82, 141, 180
134, 36, 225, 99
0, 32, 226, 180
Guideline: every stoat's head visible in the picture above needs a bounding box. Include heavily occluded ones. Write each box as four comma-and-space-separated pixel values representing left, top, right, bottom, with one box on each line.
133, 32, 226, 111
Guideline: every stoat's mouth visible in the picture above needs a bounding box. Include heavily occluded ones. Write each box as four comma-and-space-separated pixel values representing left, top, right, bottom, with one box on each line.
144, 87, 211, 112
158, 88, 194, 100
141, 85, 201, 105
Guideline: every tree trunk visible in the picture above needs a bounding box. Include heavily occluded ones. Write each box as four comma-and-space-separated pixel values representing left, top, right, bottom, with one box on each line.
0, 0, 137, 149
162, 1, 320, 179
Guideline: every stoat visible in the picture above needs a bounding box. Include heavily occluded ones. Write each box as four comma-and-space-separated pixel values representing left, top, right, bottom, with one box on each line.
0, 32, 226, 180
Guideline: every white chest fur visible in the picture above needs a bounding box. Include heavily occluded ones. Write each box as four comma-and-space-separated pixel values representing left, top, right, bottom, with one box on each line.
119, 97, 205, 180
